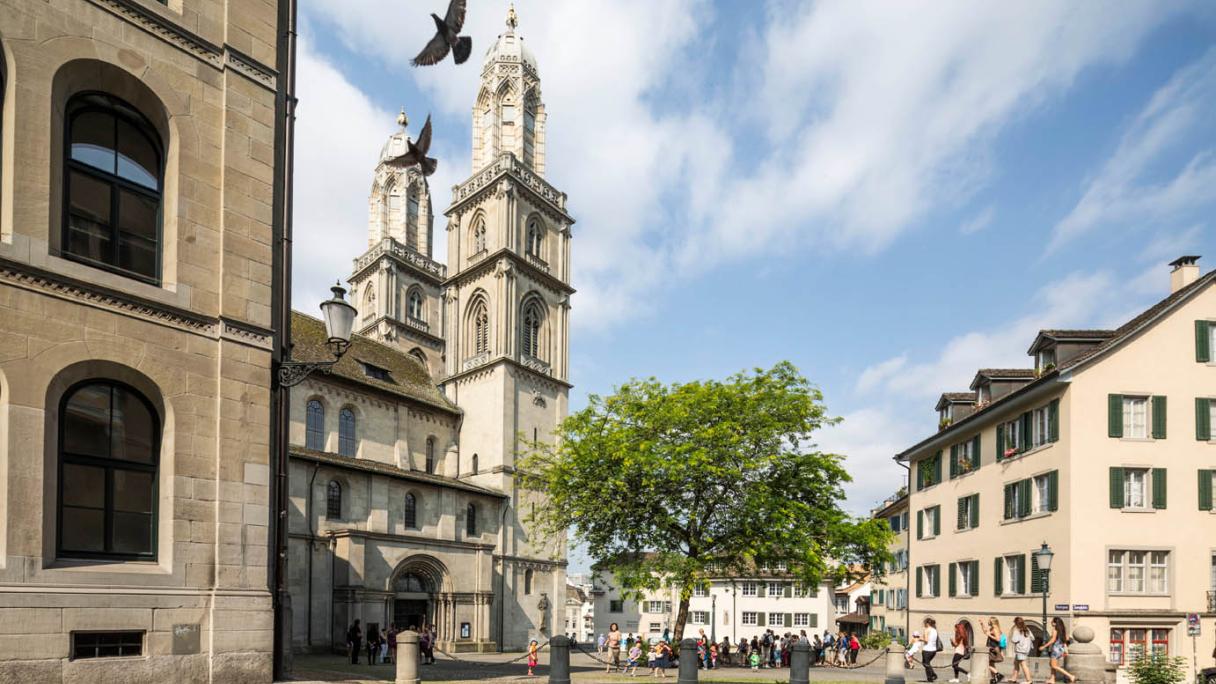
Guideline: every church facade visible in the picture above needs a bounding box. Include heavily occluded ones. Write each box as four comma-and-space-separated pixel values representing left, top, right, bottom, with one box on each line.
286, 9, 572, 654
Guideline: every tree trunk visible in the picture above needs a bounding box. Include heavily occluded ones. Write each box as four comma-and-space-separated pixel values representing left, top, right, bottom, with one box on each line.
673, 593, 690, 643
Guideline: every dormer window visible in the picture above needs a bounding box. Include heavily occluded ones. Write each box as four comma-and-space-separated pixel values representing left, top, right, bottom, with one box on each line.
1037, 348, 1056, 372
361, 362, 392, 382
977, 385, 990, 404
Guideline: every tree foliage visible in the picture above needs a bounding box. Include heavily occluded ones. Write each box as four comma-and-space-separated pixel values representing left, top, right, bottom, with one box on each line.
519, 362, 892, 640
1127, 652, 1188, 684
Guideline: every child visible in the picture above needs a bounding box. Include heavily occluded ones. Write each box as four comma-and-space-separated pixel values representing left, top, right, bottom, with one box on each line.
709, 642, 718, 670
749, 649, 761, 671
906, 631, 923, 669
626, 642, 642, 676
527, 639, 539, 677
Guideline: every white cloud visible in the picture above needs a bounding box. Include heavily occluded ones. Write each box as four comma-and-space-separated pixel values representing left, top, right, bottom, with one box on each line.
1051, 48, 1216, 251
960, 206, 995, 235
817, 407, 920, 516
855, 354, 907, 394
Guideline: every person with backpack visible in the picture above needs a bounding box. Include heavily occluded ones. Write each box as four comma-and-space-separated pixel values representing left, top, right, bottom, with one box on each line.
922, 617, 940, 682
948, 622, 969, 682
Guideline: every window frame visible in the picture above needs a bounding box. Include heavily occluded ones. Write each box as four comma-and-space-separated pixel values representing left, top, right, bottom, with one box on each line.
741, 611, 758, 626
740, 581, 757, 597
326, 480, 342, 520
1034, 473, 1052, 514
403, 492, 418, 529
1108, 549, 1170, 596
305, 399, 325, 451
1122, 396, 1149, 439
338, 407, 357, 457
1123, 468, 1150, 509
1003, 555, 1024, 596
466, 502, 477, 537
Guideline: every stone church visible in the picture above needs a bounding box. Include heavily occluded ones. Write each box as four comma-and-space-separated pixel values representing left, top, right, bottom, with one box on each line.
286, 8, 572, 654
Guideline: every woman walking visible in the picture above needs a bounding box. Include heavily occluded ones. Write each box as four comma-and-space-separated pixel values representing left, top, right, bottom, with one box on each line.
1009, 618, 1034, 684
607, 623, 622, 673
948, 622, 969, 682
1043, 617, 1077, 684
984, 617, 1005, 683
922, 617, 940, 682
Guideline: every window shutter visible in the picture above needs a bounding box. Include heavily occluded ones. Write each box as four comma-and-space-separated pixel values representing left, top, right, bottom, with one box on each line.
1197, 398, 1212, 441
1030, 553, 1042, 593
970, 561, 980, 597
1048, 399, 1060, 442
957, 497, 967, 530
810, 614, 818, 628
1016, 556, 1026, 595
932, 568, 940, 597
1020, 412, 1032, 452
972, 435, 981, 471
950, 444, 959, 479
785, 613, 793, 628
996, 424, 1005, 461
994, 557, 1004, 597
1108, 394, 1124, 438
917, 510, 924, 540
933, 506, 941, 537
1018, 479, 1032, 518
1109, 467, 1124, 508
948, 563, 957, 597
1199, 470, 1213, 511
1151, 468, 1167, 509
1047, 470, 1059, 512
934, 451, 942, 485
1198, 320, 1211, 363
916, 568, 923, 598
970, 494, 979, 529
757, 612, 765, 627
758, 583, 766, 598
1004, 483, 1014, 520
784, 584, 792, 598
1151, 396, 1167, 439
916, 461, 924, 491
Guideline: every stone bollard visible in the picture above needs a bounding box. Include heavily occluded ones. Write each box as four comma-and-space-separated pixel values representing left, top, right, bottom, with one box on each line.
677, 638, 699, 684
885, 645, 905, 684
550, 635, 571, 684
789, 641, 810, 684
971, 650, 990, 681
1065, 626, 1117, 684
395, 630, 420, 684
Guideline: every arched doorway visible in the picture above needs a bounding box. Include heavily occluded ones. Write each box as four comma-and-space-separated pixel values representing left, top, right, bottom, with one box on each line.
389, 555, 448, 632
955, 618, 975, 651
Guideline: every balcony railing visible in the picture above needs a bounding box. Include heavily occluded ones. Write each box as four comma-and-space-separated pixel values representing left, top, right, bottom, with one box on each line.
451, 152, 568, 212
525, 252, 550, 273
353, 237, 446, 279
405, 316, 429, 333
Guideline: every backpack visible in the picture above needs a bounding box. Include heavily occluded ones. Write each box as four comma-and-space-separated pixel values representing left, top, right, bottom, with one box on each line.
999, 634, 1007, 650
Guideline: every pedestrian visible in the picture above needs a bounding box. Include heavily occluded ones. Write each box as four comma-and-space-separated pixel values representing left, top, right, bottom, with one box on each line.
812, 634, 823, 666
1009, 618, 1033, 684
365, 627, 379, 664
653, 639, 672, 678
1043, 617, 1077, 684
386, 624, 397, 665
749, 648, 761, 670
709, 642, 718, 669
922, 617, 940, 682
985, 617, 1005, 683
379, 628, 389, 664
848, 632, 860, 665
527, 639, 539, 677
346, 619, 362, 664
598, 633, 606, 655
948, 622, 969, 682
662, 627, 671, 644
426, 624, 437, 664
607, 622, 622, 673
721, 636, 732, 666
626, 640, 642, 676
905, 631, 923, 669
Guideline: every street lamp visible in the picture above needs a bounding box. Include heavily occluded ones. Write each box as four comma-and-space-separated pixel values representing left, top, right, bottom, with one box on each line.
277, 283, 357, 387
1034, 541, 1054, 651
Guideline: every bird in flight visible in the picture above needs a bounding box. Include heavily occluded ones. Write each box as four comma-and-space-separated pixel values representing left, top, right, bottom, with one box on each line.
412, 0, 471, 67
385, 114, 438, 176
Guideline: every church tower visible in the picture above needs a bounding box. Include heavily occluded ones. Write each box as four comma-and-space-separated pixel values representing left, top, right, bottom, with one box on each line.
441, 5, 573, 648
347, 110, 447, 378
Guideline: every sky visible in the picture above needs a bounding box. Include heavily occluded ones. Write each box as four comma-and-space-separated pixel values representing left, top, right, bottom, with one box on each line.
291, 1, 1216, 572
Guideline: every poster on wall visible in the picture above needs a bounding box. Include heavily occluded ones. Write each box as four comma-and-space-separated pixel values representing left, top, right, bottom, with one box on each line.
461, 622, 471, 639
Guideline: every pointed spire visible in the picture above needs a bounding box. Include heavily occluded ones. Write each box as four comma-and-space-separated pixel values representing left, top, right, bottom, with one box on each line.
506, 3, 518, 31
396, 107, 408, 131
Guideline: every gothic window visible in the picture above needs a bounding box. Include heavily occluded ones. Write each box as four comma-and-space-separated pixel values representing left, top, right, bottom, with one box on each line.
522, 302, 542, 359
404, 493, 417, 529
425, 437, 435, 474
338, 408, 356, 457
362, 285, 375, 324
525, 569, 534, 595
526, 220, 543, 259
58, 381, 159, 560
387, 181, 401, 228
471, 453, 479, 475
466, 502, 477, 537
523, 94, 537, 167
64, 92, 163, 284
481, 106, 495, 163
306, 400, 325, 450
469, 299, 490, 355
406, 192, 420, 242
407, 290, 424, 321
472, 219, 487, 254
326, 481, 342, 519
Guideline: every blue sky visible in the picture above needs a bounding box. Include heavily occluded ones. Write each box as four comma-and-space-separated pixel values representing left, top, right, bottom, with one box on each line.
291, 1, 1216, 557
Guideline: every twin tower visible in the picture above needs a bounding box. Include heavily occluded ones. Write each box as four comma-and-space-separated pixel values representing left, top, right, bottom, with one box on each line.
346, 9, 572, 522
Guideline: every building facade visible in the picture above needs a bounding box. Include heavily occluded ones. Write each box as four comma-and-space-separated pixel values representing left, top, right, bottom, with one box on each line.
869, 493, 910, 642
591, 568, 835, 644
0, 0, 289, 681
897, 257, 1216, 678
285, 8, 570, 654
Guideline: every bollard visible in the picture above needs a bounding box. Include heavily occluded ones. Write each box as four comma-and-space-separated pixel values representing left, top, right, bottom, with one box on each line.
550, 635, 571, 684
972, 650, 990, 681
395, 630, 420, 684
885, 645, 905, 684
677, 638, 699, 684
789, 640, 810, 684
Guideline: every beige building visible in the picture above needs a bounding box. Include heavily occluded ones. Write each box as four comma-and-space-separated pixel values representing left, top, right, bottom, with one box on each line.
869, 492, 909, 641
898, 256, 1216, 677
0, 0, 290, 681
285, 7, 570, 654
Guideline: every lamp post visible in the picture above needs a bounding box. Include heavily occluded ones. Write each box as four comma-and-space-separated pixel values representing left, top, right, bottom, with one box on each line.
1034, 541, 1054, 652
711, 592, 717, 645
277, 283, 358, 386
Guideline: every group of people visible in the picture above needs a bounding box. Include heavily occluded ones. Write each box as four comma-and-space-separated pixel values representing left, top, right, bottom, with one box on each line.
344, 620, 438, 666
906, 616, 1076, 684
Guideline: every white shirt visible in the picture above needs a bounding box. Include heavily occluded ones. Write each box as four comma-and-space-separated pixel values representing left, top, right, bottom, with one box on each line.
924, 628, 939, 652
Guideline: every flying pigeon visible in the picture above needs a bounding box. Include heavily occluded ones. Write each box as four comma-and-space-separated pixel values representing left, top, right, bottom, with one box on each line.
385, 114, 438, 177
412, 0, 472, 67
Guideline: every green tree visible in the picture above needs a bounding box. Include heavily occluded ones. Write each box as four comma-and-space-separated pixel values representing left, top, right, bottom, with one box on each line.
1127, 652, 1187, 684
520, 362, 891, 640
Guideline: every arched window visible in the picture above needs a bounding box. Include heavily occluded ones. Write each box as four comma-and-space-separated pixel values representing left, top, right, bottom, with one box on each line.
326, 481, 342, 519
471, 453, 479, 475
466, 502, 477, 537
306, 400, 325, 450
362, 285, 376, 324
404, 493, 418, 529
521, 302, 542, 359
407, 290, 424, 321
425, 437, 435, 474
58, 380, 159, 559
409, 348, 427, 367
525, 568, 534, 595
338, 408, 356, 457
64, 93, 163, 283
526, 220, 543, 258
472, 219, 487, 254
470, 300, 489, 355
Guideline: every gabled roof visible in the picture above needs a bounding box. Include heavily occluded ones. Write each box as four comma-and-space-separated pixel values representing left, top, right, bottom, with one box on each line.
1026, 329, 1115, 355
897, 269, 1216, 463
291, 447, 507, 498
968, 368, 1036, 390
935, 392, 975, 411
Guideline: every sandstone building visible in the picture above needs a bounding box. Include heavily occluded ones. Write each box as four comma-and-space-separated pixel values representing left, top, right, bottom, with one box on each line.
0, 0, 291, 681
285, 8, 571, 654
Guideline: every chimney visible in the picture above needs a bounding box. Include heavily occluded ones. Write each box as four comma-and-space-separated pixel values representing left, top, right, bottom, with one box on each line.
1169, 256, 1201, 293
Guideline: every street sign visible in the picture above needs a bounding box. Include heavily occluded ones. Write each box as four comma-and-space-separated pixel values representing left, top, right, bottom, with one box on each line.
1187, 613, 1200, 637
1073, 604, 1089, 612
1054, 604, 1069, 611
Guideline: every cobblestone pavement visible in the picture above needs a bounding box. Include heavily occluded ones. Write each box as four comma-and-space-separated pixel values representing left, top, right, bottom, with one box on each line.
288, 649, 907, 683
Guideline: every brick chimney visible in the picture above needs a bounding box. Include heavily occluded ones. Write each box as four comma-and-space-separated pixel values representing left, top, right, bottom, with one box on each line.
1169, 255, 1201, 293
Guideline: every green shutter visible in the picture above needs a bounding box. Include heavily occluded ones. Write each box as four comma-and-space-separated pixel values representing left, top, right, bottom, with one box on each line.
917, 510, 924, 540
1004, 483, 1014, 520
1030, 553, 1042, 593
757, 612, 765, 627
932, 567, 941, 597
758, 583, 766, 598
971, 435, 981, 471
810, 614, 818, 628
1109, 394, 1124, 438
1200, 470, 1213, 511
950, 444, 959, 479
783, 583, 792, 598
934, 451, 942, 485
957, 497, 966, 530
948, 563, 957, 597
1016, 556, 1027, 595
1047, 470, 1059, 512
1048, 399, 1060, 443
1110, 467, 1124, 508
1020, 412, 1032, 452
1152, 468, 1167, 509
970, 494, 980, 529
1198, 398, 1212, 441
1018, 479, 1032, 518
916, 569, 923, 598
970, 561, 980, 597
933, 506, 941, 537
994, 557, 1004, 596
1198, 320, 1211, 363
1151, 396, 1167, 439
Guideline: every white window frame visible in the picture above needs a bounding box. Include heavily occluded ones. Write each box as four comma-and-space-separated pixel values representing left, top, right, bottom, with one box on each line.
1008, 484, 1023, 519
1004, 554, 1024, 596
924, 507, 938, 537
793, 613, 810, 627
689, 611, 709, 624
692, 584, 708, 598
1149, 551, 1169, 594
1003, 417, 1022, 454
1034, 473, 1052, 514
1123, 468, 1149, 509
922, 566, 940, 599
1123, 396, 1149, 439
958, 561, 973, 596
767, 581, 783, 597
958, 495, 975, 531
770, 613, 787, 628
741, 612, 758, 626
649, 622, 662, 634
1108, 549, 1169, 595
1032, 406, 1049, 447
644, 601, 665, 614
740, 582, 757, 597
